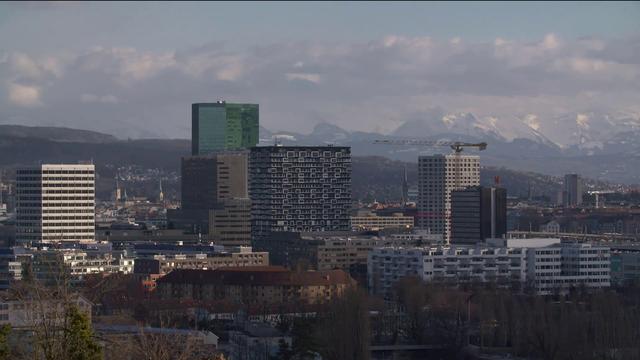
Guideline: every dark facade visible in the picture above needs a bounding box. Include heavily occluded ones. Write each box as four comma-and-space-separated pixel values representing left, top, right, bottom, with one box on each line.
192, 102, 259, 155
450, 186, 507, 245
249, 146, 352, 239
175, 153, 249, 234
563, 174, 583, 208
181, 157, 219, 211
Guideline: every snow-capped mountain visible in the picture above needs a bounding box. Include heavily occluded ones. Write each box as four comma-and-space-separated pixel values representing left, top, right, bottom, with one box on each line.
258, 110, 640, 184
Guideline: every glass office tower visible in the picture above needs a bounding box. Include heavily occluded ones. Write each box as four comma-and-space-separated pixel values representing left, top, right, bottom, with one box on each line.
192, 102, 259, 155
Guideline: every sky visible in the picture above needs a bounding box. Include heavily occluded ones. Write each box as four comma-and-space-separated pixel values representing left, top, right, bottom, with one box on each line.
1, 1, 639, 142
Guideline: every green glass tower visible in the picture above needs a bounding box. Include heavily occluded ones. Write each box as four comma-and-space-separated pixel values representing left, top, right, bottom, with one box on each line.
192, 102, 259, 155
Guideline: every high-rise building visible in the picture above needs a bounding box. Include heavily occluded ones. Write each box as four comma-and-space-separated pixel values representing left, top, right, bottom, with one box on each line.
249, 146, 351, 239
401, 166, 409, 205
173, 152, 249, 234
563, 174, 583, 208
418, 154, 480, 242
181, 152, 248, 211
450, 186, 507, 245
16, 164, 95, 244
192, 102, 259, 155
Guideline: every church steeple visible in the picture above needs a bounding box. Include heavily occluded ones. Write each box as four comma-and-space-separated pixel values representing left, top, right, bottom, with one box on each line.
158, 179, 164, 203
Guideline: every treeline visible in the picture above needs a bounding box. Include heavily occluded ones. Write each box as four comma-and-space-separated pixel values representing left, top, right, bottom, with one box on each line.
368, 278, 640, 360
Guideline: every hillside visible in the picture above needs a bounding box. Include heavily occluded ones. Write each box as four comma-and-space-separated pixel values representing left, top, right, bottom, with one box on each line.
0, 125, 118, 143
0, 125, 622, 202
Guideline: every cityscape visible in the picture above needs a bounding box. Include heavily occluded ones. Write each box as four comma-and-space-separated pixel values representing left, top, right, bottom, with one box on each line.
0, 2, 640, 360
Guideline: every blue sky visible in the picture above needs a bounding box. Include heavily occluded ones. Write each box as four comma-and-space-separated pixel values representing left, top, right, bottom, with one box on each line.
0, 2, 639, 143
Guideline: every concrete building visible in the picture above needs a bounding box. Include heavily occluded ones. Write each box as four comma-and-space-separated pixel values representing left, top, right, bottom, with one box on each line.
31, 247, 134, 285
0, 247, 32, 289
527, 243, 610, 294
368, 246, 527, 298
0, 293, 92, 329
610, 245, 640, 286
418, 155, 480, 242
133, 246, 268, 277
249, 146, 351, 239
368, 239, 610, 297
451, 186, 507, 245
350, 213, 414, 231
192, 102, 259, 155
260, 231, 426, 284
563, 174, 583, 208
229, 323, 292, 360
16, 164, 95, 244
157, 266, 355, 305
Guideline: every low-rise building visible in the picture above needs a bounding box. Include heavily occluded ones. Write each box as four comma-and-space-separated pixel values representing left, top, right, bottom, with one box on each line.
132, 246, 269, 290
156, 266, 355, 305
0, 293, 92, 329
350, 213, 414, 231
368, 240, 610, 297
31, 246, 134, 285
610, 245, 640, 286
229, 323, 292, 360
369, 246, 526, 297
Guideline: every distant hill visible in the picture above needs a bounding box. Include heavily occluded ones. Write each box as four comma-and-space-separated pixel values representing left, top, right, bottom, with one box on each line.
0, 125, 118, 143
0, 124, 623, 202
0, 135, 189, 171
351, 156, 566, 202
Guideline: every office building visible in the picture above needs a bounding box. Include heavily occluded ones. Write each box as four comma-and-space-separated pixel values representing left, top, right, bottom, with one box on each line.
209, 198, 252, 246
610, 245, 640, 286
192, 102, 259, 155
563, 174, 583, 208
16, 164, 95, 244
418, 155, 480, 241
451, 186, 507, 245
174, 152, 249, 233
181, 153, 248, 211
249, 146, 351, 239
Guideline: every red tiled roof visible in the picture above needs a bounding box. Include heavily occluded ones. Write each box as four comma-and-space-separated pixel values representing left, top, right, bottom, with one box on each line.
157, 267, 354, 286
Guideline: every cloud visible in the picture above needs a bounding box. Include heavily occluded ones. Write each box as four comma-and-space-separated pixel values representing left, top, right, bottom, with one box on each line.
80, 93, 119, 104
0, 34, 638, 141
8, 82, 42, 107
285, 72, 321, 83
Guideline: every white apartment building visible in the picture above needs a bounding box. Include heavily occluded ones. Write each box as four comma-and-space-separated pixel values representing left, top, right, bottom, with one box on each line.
528, 243, 610, 295
368, 241, 610, 297
16, 164, 95, 244
32, 248, 134, 285
368, 246, 527, 297
418, 155, 479, 242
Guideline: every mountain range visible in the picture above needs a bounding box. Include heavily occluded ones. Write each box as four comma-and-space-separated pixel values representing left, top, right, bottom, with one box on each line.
2, 113, 640, 187
260, 110, 640, 184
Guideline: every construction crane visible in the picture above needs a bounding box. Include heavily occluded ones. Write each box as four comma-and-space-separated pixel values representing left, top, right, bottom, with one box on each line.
373, 139, 487, 153
587, 190, 615, 209
374, 139, 488, 189
373, 139, 488, 243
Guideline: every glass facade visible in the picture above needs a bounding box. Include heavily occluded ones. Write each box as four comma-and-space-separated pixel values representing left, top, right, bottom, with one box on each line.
192, 102, 259, 155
